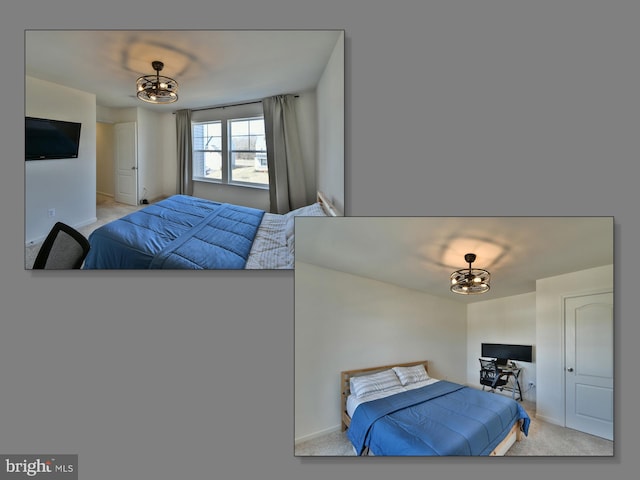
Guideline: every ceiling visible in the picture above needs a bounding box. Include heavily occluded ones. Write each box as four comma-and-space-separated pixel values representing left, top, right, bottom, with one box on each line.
25, 30, 342, 111
295, 216, 613, 304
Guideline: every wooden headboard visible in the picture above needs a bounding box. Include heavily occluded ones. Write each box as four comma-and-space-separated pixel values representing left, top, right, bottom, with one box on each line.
340, 360, 429, 431
317, 191, 341, 217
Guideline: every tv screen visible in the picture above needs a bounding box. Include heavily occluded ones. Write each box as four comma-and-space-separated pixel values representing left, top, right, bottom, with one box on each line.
481, 343, 533, 363
25, 116, 82, 160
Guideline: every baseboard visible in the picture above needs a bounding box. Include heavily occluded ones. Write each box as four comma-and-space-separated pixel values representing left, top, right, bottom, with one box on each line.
535, 413, 563, 427
295, 424, 342, 445
25, 217, 97, 246
75, 217, 98, 229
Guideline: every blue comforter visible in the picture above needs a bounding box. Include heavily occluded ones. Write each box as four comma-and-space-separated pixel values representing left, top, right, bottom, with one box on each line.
83, 195, 265, 269
347, 381, 530, 456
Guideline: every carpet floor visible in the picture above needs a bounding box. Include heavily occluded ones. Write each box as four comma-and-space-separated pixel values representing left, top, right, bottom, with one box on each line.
295, 400, 614, 456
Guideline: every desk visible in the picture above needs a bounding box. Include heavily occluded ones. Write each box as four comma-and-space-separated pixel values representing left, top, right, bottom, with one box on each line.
497, 366, 523, 401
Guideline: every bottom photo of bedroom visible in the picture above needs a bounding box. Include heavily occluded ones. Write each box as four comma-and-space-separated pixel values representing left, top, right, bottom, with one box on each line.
293, 216, 614, 456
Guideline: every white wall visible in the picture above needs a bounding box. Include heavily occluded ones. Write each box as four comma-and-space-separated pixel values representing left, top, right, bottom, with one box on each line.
135, 107, 167, 202
294, 262, 467, 443
295, 91, 318, 205
535, 264, 613, 427
25, 76, 97, 245
466, 292, 537, 401
316, 32, 345, 214
161, 113, 177, 197
96, 105, 119, 124
108, 107, 137, 124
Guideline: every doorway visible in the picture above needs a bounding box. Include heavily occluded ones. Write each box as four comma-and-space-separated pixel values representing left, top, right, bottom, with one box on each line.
114, 122, 138, 206
564, 291, 613, 440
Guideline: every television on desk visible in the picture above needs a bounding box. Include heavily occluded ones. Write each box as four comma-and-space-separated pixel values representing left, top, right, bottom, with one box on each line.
481, 343, 533, 365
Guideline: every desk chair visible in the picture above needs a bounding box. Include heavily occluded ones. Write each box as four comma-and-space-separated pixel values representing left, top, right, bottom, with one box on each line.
479, 358, 509, 393
32, 222, 91, 269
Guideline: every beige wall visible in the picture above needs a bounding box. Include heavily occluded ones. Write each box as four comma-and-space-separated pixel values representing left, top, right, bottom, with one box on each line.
96, 122, 115, 197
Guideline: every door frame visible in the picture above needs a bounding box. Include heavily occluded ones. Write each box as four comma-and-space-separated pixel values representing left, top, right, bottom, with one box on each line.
114, 122, 138, 206
561, 288, 614, 430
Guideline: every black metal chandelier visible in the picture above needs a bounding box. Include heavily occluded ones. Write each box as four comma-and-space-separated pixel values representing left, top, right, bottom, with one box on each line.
450, 253, 491, 295
136, 61, 179, 104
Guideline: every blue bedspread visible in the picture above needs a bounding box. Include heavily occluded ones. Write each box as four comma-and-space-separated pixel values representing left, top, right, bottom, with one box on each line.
83, 195, 265, 269
347, 381, 530, 456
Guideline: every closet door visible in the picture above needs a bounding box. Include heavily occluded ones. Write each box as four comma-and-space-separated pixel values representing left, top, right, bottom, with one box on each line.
114, 122, 138, 206
565, 291, 613, 440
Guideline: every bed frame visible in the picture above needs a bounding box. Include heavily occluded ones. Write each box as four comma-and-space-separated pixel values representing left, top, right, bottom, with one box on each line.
316, 191, 341, 217
340, 360, 522, 456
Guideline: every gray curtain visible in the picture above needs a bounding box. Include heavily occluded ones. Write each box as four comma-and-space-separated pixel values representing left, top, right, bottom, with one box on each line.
176, 109, 193, 196
262, 95, 308, 214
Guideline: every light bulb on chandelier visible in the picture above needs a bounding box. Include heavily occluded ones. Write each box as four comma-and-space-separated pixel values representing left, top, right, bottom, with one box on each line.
136, 60, 179, 104
450, 253, 490, 295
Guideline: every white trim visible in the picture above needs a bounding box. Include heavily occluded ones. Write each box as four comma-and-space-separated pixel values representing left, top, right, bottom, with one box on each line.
561, 288, 613, 427
295, 424, 342, 445
25, 217, 97, 246
536, 413, 564, 427
75, 217, 98, 230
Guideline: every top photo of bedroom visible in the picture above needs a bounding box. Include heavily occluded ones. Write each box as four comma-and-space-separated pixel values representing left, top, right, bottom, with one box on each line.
25, 29, 344, 270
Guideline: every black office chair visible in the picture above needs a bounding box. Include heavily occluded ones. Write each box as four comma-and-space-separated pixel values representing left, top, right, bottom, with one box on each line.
479, 358, 509, 393
32, 222, 91, 269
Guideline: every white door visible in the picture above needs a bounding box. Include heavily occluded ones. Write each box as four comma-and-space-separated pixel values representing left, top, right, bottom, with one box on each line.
114, 122, 138, 206
565, 292, 613, 440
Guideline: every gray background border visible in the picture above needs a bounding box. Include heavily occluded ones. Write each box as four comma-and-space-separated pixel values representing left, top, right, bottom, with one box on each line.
2, 1, 637, 479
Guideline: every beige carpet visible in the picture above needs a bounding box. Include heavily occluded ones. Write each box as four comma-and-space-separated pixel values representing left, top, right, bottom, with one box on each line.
25, 194, 146, 269
294, 400, 614, 456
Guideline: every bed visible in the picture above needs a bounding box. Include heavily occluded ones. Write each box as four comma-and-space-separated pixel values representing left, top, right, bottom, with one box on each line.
341, 360, 530, 456
83, 191, 339, 269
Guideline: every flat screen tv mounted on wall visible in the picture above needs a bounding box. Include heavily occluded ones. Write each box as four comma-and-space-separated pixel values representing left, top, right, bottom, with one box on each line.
481, 343, 533, 364
25, 116, 82, 160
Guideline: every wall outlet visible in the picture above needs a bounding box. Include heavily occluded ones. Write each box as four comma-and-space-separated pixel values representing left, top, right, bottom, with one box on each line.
48, 208, 56, 218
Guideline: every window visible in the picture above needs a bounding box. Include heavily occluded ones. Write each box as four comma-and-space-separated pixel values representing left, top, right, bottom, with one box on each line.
192, 116, 268, 188
193, 121, 222, 181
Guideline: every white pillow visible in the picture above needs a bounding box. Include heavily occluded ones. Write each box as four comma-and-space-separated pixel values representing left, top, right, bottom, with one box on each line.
284, 202, 327, 244
284, 202, 327, 219
392, 364, 429, 386
350, 369, 402, 398
284, 217, 295, 243
287, 232, 295, 259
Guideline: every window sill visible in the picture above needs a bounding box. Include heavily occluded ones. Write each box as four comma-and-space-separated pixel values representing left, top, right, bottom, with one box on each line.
193, 178, 269, 191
